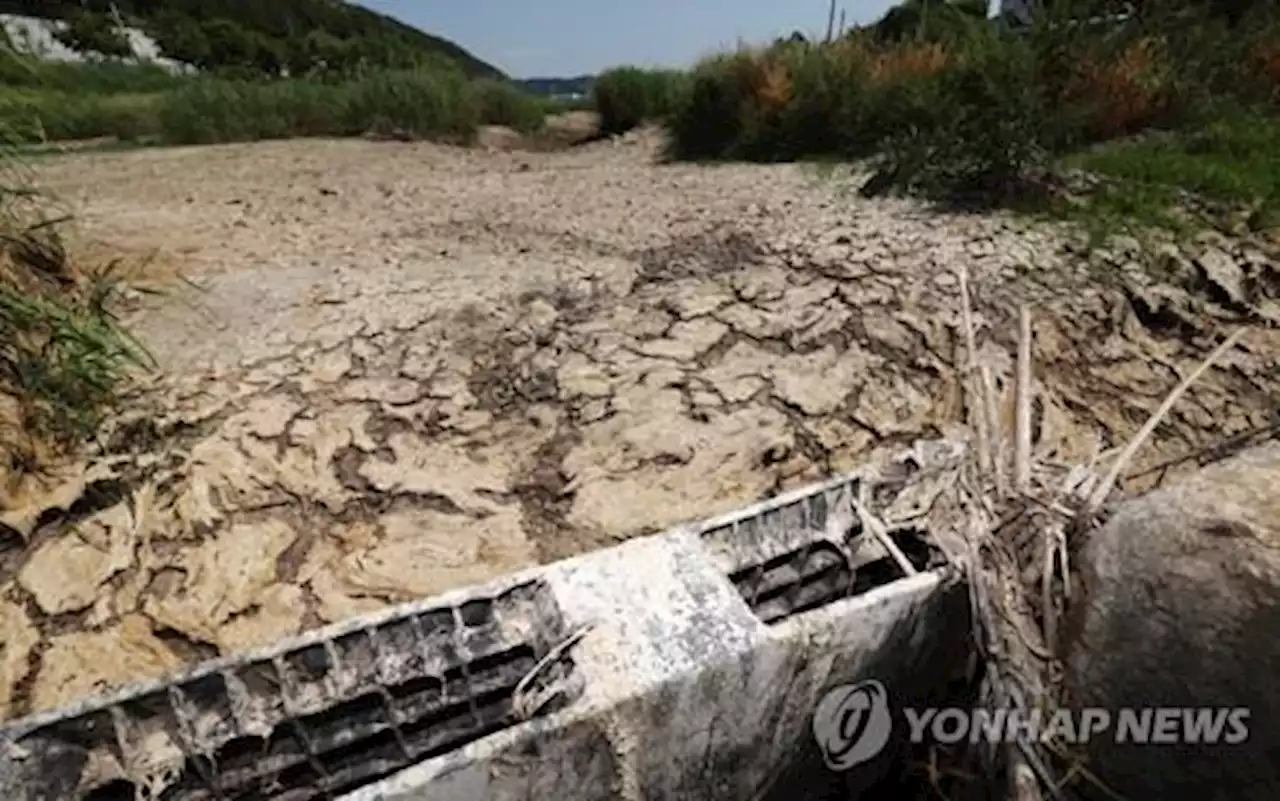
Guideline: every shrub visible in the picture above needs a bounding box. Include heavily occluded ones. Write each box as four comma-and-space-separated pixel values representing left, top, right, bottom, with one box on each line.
342, 68, 478, 142
756, 43, 873, 160
592, 66, 684, 135
863, 29, 1050, 202
669, 41, 886, 161
662, 0, 1280, 209
472, 79, 545, 133
668, 57, 750, 158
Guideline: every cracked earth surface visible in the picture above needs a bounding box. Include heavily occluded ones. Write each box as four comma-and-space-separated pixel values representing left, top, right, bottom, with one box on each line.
0, 131, 1276, 720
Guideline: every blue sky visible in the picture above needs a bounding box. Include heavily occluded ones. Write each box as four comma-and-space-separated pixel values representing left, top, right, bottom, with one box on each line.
361, 0, 909, 78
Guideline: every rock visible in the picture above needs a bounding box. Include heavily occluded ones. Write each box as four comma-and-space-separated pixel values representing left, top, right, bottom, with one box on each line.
662, 279, 732, 319
1063, 442, 1280, 800
771, 345, 881, 417
557, 354, 614, 398
0, 462, 119, 543
223, 395, 302, 438
1195, 246, 1249, 308
523, 298, 560, 332
339, 377, 422, 406
215, 584, 306, 653
275, 404, 377, 513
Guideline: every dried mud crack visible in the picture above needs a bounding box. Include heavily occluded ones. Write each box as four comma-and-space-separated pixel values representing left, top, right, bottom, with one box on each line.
0, 133, 1276, 720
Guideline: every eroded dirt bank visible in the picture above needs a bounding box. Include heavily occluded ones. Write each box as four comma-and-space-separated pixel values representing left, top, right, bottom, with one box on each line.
1, 131, 1275, 719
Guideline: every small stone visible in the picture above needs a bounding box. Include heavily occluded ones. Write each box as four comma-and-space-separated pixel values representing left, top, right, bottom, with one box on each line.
1196, 247, 1248, 307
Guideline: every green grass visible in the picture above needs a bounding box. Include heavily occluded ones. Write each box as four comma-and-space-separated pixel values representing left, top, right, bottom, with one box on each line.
0, 50, 178, 144
0, 88, 164, 143
155, 69, 530, 145
0, 270, 153, 441
0, 55, 185, 95
1060, 108, 1280, 233
0, 139, 153, 446
0, 48, 550, 147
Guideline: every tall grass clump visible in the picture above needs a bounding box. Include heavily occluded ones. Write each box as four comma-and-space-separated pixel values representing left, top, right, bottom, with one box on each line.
592, 66, 686, 135
0, 54, 184, 96
0, 42, 177, 144
0, 90, 163, 144
157, 68, 483, 144
471, 79, 546, 133
0, 136, 152, 452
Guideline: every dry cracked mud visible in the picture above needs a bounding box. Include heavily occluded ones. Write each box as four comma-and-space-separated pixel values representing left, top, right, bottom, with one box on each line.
0, 130, 1276, 720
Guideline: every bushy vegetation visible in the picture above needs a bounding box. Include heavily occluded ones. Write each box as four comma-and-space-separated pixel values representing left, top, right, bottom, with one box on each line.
471, 78, 549, 134
600, 0, 1280, 222
591, 66, 686, 135
0, 47, 548, 147
156, 69, 497, 145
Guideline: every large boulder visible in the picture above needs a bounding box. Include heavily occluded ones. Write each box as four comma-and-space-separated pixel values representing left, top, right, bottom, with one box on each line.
1063, 441, 1280, 800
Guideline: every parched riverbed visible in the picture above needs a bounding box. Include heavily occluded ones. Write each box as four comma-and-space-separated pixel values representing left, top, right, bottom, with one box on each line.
1, 130, 1275, 720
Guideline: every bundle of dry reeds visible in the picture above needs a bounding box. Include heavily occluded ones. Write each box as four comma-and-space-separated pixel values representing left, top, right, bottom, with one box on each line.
887, 266, 1250, 800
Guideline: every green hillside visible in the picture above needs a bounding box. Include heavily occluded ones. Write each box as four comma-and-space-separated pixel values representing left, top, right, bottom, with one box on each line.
0, 0, 503, 79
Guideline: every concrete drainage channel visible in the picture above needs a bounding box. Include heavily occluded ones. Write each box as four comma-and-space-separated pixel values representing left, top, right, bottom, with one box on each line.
0, 457, 975, 801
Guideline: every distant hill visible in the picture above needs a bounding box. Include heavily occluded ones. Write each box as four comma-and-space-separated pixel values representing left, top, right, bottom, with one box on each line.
519, 75, 594, 97
0, 0, 504, 79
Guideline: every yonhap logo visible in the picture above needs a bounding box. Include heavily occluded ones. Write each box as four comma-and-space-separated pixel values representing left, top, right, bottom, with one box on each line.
811, 679, 893, 771
811, 677, 1251, 772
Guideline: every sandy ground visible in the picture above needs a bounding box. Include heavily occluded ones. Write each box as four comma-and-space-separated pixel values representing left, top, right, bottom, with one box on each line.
0, 130, 1276, 720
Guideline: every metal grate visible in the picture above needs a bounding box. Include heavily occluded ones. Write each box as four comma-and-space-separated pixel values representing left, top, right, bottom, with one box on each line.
727, 531, 935, 624
728, 541, 852, 624
700, 474, 942, 625
3, 579, 581, 801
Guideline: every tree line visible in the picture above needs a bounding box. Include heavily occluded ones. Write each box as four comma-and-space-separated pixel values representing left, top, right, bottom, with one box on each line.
0, 0, 503, 78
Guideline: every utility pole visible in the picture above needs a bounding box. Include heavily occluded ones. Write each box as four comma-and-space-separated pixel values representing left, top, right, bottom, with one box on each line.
825, 0, 837, 41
